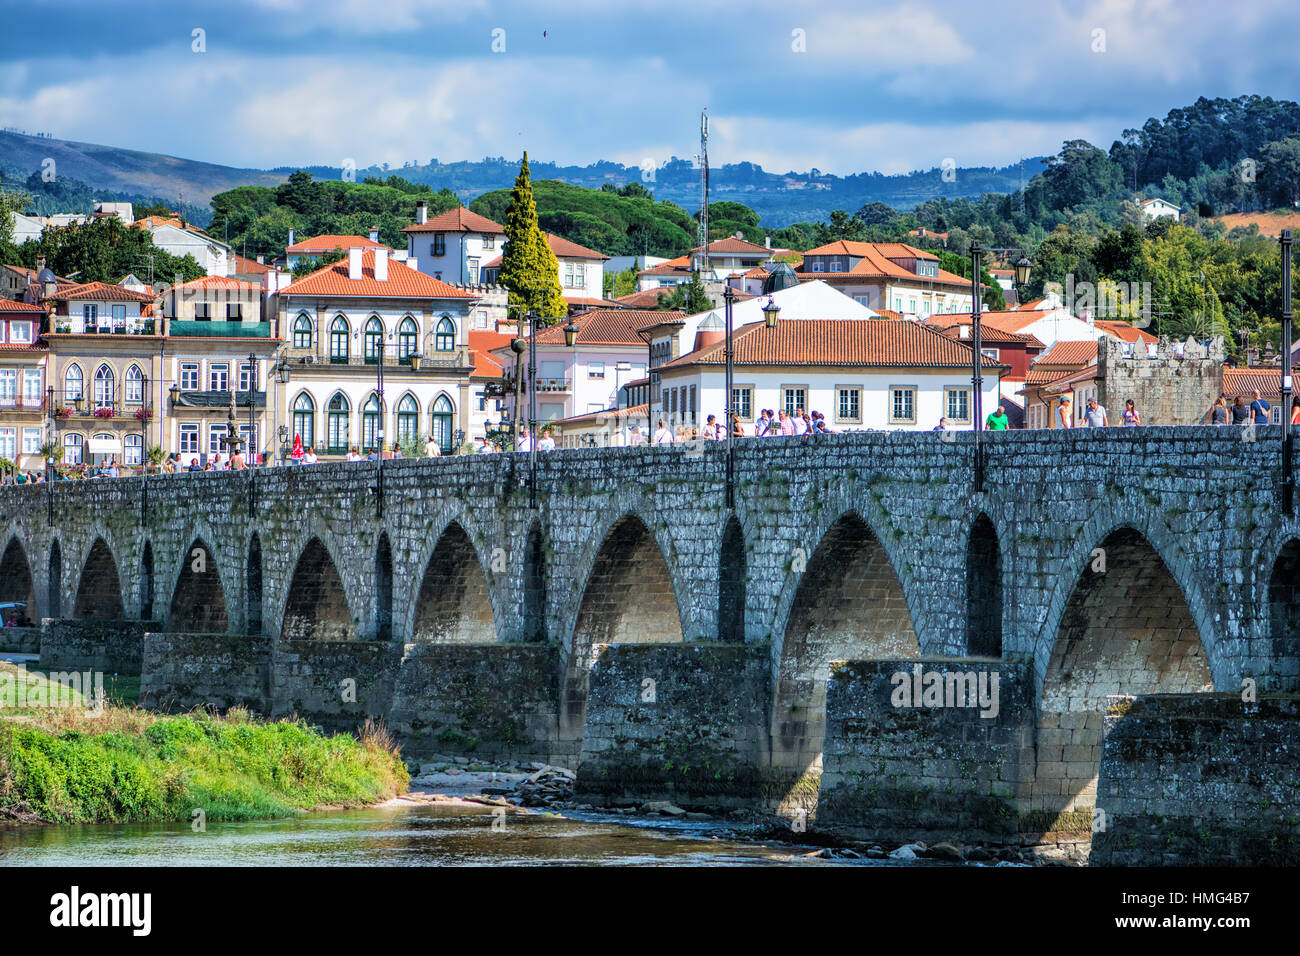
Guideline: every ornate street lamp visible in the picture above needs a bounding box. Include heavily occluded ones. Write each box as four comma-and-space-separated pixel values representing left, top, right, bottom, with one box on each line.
563, 319, 579, 348
1014, 255, 1033, 289
762, 295, 780, 329
1281, 229, 1294, 514
410, 352, 423, 372
724, 285, 736, 509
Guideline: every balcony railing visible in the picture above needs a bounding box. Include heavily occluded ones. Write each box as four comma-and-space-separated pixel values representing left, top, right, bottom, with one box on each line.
48, 390, 149, 419
534, 378, 572, 392
309, 347, 471, 370
53, 317, 157, 335
0, 395, 48, 411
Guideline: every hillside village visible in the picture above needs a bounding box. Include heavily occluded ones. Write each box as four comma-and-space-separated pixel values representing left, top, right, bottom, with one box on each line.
0, 161, 1293, 474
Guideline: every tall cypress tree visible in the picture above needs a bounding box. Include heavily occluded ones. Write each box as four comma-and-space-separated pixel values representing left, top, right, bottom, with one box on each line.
499, 152, 567, 320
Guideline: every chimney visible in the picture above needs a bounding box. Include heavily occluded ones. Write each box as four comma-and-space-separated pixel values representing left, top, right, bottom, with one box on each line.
694, 328, 725, 352
764, 236, 771, 249
369, 225, 380, 243
348, 247, 363, 280
256, 254, 264, 264
416, 201, 428, 225
36, 255, 45, 273
288, 227, 295, 248
374, 248, 388, 282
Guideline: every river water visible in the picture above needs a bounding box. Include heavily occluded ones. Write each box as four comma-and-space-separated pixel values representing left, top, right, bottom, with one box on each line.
0, 802, 911, 867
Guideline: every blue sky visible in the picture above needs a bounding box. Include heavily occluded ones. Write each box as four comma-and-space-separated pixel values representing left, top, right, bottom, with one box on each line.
1, 0, 1297, 175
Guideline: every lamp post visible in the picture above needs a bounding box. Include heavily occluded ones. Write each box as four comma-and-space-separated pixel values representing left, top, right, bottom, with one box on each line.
1281, 229, 1294, 515
46, 385, 54, 521
139, 374, 149, 526
724, 285, 736, 509
520, 310, 578, 509
376, 338, 387, 519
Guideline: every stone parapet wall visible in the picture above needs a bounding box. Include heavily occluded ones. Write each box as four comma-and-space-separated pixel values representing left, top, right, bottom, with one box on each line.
38, 619, 159, 675
139, 632, 272, 713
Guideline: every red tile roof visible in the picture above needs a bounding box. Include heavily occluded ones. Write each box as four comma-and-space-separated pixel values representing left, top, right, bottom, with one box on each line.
1223, 368, 1281, 398
660, 318, 1004, 370
402, 206, 504, 234
281, 250, 477, 299
48, 281, 157, 303
553, 402, 650, 427
231, 253, 272, 275
692, 236, 772, 255
286, 234, 388, 254
564, 296, 624, 309
795, 241, 969, 288
1093, 319, 1157, 344
1034, 340, 1100, 368
531, 309, 666, 346
1041, 364, 1099, 395
638, 255, 693, 277
545, 233, 607, 260
1022, 367, 1074, 387
0, 300, 48, 313
468, 329, 512, 378
614, 288, 687, 309
169, 276, 262, 294
925, 315, 1045, 348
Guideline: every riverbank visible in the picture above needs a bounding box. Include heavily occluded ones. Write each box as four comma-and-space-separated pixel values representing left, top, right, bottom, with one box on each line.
0, 673, 408, 826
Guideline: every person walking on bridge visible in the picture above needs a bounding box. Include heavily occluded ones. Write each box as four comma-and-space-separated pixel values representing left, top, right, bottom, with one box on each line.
1250, 389, 1271, 425
1122, 399, 1140, 426
985, 405, 1009, 430
1055, 396, 1073, 429
1084, 398, 1108, 427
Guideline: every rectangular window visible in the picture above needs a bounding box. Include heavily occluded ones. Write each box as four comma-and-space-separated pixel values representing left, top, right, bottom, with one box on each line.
226, 302, 242, 321
112, 305, 126, 325
180, 363, 199, 390
64, 434, 83, 464
689, 384, 697, 417
467, 258, 480, 283
239, 425, 258, 461
194, 303, 211, 321
22, 427, 41, 454
946, 387, 971, 423
83, 304, 98, 324
890, 386, 916, 424
124, 434, 142, 465
836, 387, 861, 423
179, 424, 199, 454
209, 363, 228, 392
23, 370, 41, 403
431, 236, 446, 256
732, 386, 753, 421
0, 428, 15, 460
0, 370, 15, 404
588, 361, 605, 379
482, 236, 495, 250
782, 386, 807, 417
10, 322, 31, 344
239, 363, 254, 392
208, 424, 228, 456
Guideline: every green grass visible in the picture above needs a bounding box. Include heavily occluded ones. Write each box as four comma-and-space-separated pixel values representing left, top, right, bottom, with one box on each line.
0, 706, 408, 826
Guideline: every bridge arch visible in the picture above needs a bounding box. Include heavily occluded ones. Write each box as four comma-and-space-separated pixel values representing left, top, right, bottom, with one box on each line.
74, 535, 125, 619
770, 509, 920, 783
1267, 537, 1300, 691
139, 541, 155, 619
966, 512, 1003, 657
1033, 496, 1224, 694
246, 533, 263, 636
48, 538, 62, 618
0, 535, 38, 622
411, 520, 497, 644
718, 515, 746, 643
168, 537, 229, 633
522, 519, 545, 643
376, 532, 394, 641
281, 535, 355, 642
1031, 524, 1215, 823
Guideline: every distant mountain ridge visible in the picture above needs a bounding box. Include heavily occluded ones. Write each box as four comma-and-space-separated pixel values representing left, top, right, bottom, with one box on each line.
0, 130, 1045, 227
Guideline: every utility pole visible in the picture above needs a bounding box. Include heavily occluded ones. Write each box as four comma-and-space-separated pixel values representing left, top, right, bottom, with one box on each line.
1281, 229, 1294, 515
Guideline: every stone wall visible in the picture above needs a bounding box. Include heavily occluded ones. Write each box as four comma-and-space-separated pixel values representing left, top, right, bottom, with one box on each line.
816, 658, 1035, 845
1091, 693, 1300, 866
139, 632, 272, 713
0, 626, 40, 654
573, 644, 770, 810
38, 619, 160, 674
270, 640, 402, 733
1098, 335, 1224, 426
388, 643, 561, 763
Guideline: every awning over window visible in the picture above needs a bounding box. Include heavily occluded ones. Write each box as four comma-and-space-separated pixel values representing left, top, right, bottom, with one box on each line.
87, 437, 123, 454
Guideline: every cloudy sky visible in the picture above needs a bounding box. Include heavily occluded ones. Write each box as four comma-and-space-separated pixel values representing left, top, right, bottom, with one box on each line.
1, 0, 1297, 175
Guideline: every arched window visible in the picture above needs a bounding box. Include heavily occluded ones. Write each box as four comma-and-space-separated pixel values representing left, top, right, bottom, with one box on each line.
63, 433, 83, 464
327, 392, 350, 453
396, 394, 419, 446
64, 364, 83, 401
93, 364, 114, 408
362, 394, 382, 452
435, 316, 455, 352
364, 316, 383, 364
431, 394, 454, 452
329, 316, 349, 364
124, 433, 143, 465
293, 313, 313, 349
125, 364, 144, 404
398, 317, 418, 362
292, 393, 315, 448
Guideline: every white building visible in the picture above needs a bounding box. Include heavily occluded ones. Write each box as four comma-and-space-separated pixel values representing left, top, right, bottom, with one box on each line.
284, 230, 391, 271
654, 317, 1004, 433
1138, 197, 1181, 221
637, 236, 777, 291
481, 232, 612, 311
491, 310, 655, 425
133, 217, 234, 277
402, 204, 504, 285
795, 241, 976, 317
273, 248, 480, 457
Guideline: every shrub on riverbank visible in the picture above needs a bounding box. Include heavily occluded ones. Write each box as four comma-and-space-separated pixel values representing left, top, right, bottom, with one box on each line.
0, 708, 409, 825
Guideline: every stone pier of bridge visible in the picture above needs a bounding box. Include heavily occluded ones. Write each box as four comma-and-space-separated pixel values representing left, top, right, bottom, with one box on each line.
1, 427, 1297, 864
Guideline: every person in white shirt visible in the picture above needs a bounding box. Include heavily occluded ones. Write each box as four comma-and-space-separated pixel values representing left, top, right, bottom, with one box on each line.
1055, 396, 1073, 430
792, 407, 810, 436
629, 426, 646, 446
425, 436, 440, 458
346, 447, 362, 461
303, 449, 319, 464
537, 427, 556, 451
652, 420, 674, 444
517, 428, 533, 452
476, 436, 496, 454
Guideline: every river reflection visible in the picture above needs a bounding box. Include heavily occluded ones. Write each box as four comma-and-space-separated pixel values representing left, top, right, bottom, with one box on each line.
0, 803, 906, 866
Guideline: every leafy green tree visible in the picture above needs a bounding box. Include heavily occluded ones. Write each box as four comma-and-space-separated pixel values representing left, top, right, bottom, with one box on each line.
24, 216, 203, 285
0, 188, 32, 246
683, 271, 712, 313
291, 249, 346, 279
938, 250, 1006, 310
498, 153, 566, 319
1259, 137, 1300, 208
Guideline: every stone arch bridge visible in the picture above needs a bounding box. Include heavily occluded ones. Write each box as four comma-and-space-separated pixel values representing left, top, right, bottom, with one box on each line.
2, 428, 1297, 864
